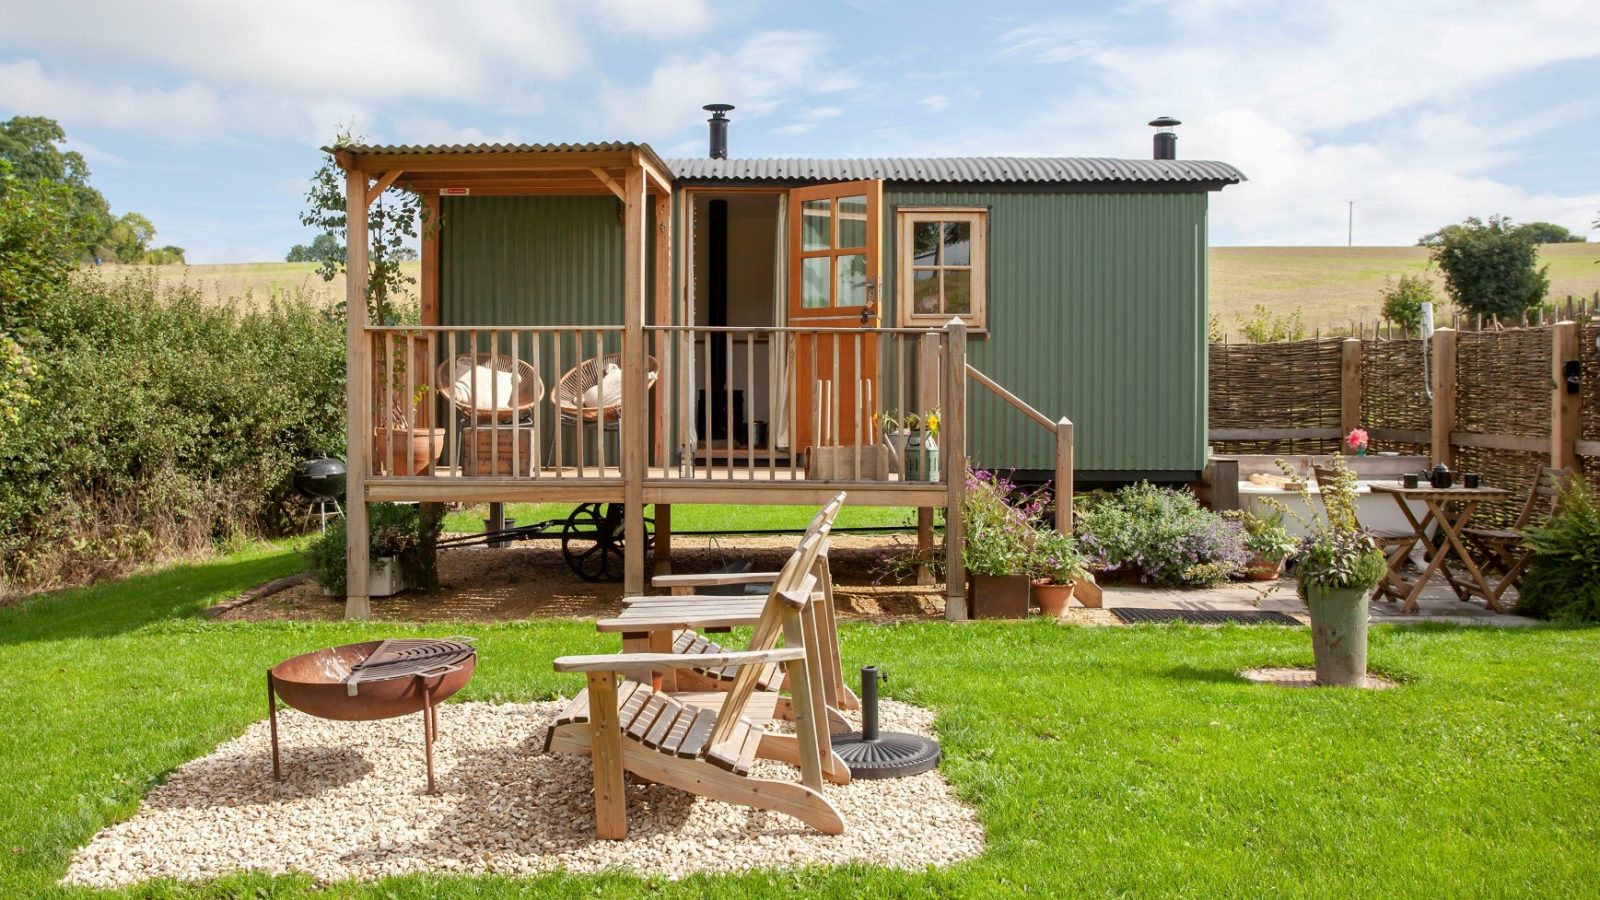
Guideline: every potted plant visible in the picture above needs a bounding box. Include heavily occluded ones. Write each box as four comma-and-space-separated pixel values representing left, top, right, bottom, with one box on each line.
880, 408, 941, 481
373, 333, 447, 476
1237, 508, 1297, 580
964, 468, 1038, 618
305, 503, 441, 598
1028, 527, 1085, 617
1288, 456, 1388, 686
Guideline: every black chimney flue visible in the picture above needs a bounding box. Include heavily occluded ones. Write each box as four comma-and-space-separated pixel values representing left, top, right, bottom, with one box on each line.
1149, 116, 1180, 160
704, 103, 734, 159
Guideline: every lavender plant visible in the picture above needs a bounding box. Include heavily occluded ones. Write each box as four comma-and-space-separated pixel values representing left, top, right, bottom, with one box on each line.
1076, 482, 1249, 586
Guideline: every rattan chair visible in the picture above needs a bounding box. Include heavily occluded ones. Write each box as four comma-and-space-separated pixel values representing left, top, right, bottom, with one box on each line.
553, 353, 660, 426
435, 353, 544, 423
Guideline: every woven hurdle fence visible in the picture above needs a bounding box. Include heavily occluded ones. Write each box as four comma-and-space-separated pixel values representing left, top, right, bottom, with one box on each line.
1209, 319, 1599, 524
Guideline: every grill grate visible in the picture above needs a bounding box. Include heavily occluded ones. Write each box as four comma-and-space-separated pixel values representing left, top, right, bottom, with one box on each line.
1110, 608, 1302, 626
347, 638, 476, 695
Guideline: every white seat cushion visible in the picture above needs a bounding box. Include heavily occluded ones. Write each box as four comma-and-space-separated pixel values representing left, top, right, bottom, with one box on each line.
451, 365, 519, 413
580, 363, 623, 410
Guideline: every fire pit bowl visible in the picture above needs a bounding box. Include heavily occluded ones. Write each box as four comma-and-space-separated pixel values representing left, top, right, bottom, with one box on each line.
269, 640, 475, 721
267, 638, 477, 792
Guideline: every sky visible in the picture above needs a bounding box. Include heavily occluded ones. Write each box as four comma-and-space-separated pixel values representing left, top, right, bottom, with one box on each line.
1, 0, 1597, 263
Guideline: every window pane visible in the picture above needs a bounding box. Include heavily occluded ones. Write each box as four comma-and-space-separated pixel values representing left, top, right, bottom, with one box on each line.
912, 221, 939, 266
802, 256, 831, 308
802, 199, 832, 251
944, 269, 971, 314
837, 195, 867, 248
837, 253, 867, 306
943, 221, 971, 266
912, 270, 940, 314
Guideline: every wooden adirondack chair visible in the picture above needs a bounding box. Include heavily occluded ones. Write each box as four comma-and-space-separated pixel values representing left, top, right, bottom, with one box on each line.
633, 493, 859, 719
545, 529, 847, 839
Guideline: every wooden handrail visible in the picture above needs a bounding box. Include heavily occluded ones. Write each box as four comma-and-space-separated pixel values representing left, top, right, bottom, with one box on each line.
966, 364, 1054, 430
965, 362, 1074, 533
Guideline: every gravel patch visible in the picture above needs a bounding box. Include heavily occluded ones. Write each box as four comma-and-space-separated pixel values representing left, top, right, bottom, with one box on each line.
63, 699, 982, 888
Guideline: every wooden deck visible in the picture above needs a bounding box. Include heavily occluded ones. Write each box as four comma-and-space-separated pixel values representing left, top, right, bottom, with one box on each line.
365, 467, 948, 506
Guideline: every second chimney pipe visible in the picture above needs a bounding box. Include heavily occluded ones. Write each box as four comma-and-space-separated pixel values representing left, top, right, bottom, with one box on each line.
1149, 116, 1180, 160
705, 103, 734, 159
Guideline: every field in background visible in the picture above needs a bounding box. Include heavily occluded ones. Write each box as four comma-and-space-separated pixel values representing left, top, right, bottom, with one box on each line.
97, 244, 1599, 332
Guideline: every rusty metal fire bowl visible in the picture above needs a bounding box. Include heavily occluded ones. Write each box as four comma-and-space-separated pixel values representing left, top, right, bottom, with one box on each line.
267, 638, 476, 793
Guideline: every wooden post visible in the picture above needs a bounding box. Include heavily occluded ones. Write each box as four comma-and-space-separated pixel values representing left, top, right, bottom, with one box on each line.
621, 159, 648, 595
1208, 457, 1241, 511
1340, 338, 1362, 452
1054, 417, 1074, 533
652, 191, 671, 469
916, 331, 941, 585
652, 504, 673, 577
420, 193, 440, 327
943, 319, 967, 621
343, 166, 372, 621
1431, 327, 1457, 467
1552, 321, 1580, 472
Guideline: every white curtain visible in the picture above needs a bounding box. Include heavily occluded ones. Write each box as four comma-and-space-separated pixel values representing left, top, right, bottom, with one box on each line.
772, 195, 791, 450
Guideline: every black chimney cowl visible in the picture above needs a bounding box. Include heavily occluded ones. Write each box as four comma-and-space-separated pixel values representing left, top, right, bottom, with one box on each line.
1149, 116, 1180, 160
705, 103, 734, 160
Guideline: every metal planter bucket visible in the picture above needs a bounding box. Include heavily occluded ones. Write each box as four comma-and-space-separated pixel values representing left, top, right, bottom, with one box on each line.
1304, 586, 1369, 686
904, 431, 940, 482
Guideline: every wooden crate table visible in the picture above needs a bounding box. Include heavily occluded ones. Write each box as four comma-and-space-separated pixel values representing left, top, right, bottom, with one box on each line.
462, 425, 537, 476
1368, 483, 1512, 614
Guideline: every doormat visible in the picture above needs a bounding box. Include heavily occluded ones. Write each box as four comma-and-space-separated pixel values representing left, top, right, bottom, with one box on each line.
1110, 608, 1302, 626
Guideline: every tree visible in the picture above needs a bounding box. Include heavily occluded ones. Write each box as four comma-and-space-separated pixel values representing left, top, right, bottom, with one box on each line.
1512, 222, 1585, 244
103, 211, 156, 263
1428, 215, 1549, 319
286, 231, 343, 265
143, 245, 186, 265
0, 160, 76, 424
300, 129, 427, 324
0, 116, 113, 257
1379, 273, 1436, 336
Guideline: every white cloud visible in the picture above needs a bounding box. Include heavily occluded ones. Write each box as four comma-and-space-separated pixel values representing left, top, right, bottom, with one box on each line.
0, 0, 589, 103
0, 59, 228, 136
988, 0, 1600, 243
772, 105, 844, 136
590, 0, 714, 38
918, 94, 950, 113
597, 30, 858, 138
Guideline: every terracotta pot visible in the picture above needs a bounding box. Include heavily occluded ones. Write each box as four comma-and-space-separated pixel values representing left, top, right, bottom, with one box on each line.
969, 573, 1031, 619
1245, 553, 1285, 581
374, 427, 446, 476
1031, 580, 1076, 617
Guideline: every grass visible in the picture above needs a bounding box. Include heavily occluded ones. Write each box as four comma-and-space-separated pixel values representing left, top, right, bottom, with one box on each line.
3, 544, 1600, 896
100, 244, 1600, 335
441, 502, 916, 535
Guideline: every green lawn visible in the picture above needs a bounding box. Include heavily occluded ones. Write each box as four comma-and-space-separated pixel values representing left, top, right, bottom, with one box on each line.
3, 544, 1599, 897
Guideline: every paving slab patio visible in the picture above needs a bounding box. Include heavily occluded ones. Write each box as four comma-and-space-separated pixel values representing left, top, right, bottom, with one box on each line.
1096, 577, 1538, 627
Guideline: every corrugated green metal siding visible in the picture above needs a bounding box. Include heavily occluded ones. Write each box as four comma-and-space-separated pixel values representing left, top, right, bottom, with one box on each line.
440, 195, 624, 327
883, 190, 1209, 475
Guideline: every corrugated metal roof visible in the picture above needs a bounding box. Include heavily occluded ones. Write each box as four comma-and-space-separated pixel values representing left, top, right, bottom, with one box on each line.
667, 156, 1245, 186
332, 141, 649, 156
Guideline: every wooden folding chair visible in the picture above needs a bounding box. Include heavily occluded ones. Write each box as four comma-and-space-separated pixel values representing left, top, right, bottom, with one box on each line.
545, 528, 847, 839
1450, 466, 1571, 604
1312, 465, 1414, 603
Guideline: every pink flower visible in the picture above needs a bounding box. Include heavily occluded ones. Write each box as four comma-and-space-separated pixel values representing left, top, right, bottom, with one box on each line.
1345, 428, 1369, 450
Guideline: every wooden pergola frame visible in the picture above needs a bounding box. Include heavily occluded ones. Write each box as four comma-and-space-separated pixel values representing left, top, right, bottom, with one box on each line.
335, 145, 673, 619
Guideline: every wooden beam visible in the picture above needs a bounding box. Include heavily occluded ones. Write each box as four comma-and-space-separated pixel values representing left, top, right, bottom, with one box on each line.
1340, 338, 1362, 452
1431, 328, 1457, 467
1210, 427, 1344, 441
967, 363, 1053, 430
420, 193, 440, 326
1055, 417, 1074, 533
366, 478, 625, 504
622, 160, 649, 595
365, 170, 402, 207
346, 151, 635, 173
944, 319, 968, 621
652, 191, 671, 468
1449, 431, 1551, 454
640, 156, 673, 196
1552, 321, 1580, 472
343, 169, 372, 621
590, 167, 627, 201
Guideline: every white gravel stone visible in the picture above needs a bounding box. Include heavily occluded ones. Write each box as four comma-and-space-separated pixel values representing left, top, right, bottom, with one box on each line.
62, 699, 983, 888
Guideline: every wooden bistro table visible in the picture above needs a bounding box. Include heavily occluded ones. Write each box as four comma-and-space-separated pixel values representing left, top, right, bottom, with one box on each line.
1368, 482, 1512, 614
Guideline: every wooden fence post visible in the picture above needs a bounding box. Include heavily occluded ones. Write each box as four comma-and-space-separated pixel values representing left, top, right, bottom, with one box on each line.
943, 319, 967, 622
1431, 328, 1457, 467
1552, 321, 1580, 472
1054, 417, 1074, 534
342, 166, 372, 621
916, 332, 941, 585
1340, 338, 1362, 451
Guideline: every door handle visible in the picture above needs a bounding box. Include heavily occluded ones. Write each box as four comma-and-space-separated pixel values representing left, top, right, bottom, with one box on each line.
862, 277, 878, 325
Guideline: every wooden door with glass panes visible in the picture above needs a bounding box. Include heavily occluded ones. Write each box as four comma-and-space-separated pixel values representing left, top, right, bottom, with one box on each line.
787, 179, 882, 457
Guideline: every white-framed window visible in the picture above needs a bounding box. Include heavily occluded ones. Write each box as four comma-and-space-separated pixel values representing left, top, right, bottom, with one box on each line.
895, 206, 988, 332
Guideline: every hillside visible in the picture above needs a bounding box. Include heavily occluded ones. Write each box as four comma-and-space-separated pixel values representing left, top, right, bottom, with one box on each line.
95, 244, 1600, 332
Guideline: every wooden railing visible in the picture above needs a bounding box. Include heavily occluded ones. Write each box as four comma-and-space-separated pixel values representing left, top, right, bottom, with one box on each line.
648, 324, 957, 485
966, 363, 1075, 532
363, 325, 627, 480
